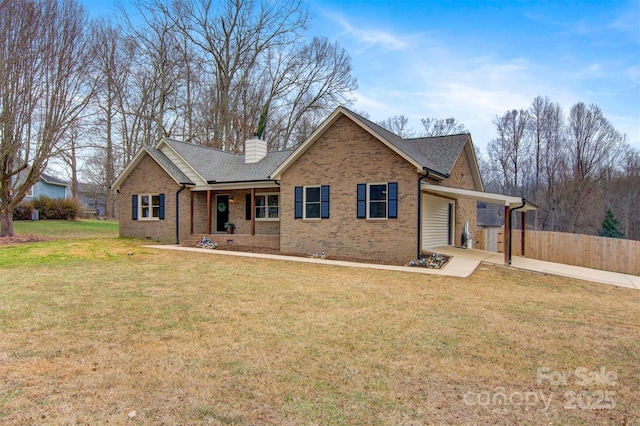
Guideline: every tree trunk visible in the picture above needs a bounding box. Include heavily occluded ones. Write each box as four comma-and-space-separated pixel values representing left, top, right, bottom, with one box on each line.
0, 209, 14, 237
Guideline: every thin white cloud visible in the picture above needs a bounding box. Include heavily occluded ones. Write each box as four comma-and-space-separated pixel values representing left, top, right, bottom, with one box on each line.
328, 13, 409, 51
314, 5, 639, 151
608, 2, 640, 35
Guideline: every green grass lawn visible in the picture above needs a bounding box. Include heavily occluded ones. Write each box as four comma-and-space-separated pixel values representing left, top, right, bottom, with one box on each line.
13, 218, 119, 239
1, 221, 639, 424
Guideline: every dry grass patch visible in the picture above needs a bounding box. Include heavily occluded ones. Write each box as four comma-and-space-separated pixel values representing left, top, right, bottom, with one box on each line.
0, 239, 639, 425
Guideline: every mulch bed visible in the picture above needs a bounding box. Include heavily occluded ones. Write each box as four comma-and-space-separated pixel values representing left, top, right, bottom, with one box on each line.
0, 235, 49, 246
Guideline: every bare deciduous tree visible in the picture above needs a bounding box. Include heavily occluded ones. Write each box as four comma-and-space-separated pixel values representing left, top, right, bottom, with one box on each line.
487, 109, 530, 195
480, 96, 636, 238
167, 0, 309, 150
377, 115, 414, 138
0, 0, 93, 236
420, 117, 467, 136
138, 0, 356, 151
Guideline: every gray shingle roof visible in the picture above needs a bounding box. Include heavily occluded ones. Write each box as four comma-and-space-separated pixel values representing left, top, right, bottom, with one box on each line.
343, 108, 470, 176
164, 139, 292, 183
146, 145, 195, 185
477, 205, 505, 227
40, 172, 68, 186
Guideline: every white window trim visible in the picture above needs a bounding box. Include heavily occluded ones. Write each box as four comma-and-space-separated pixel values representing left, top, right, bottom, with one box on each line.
255, 193, 280, 221
26, 186, 34, 197
139, 193, 160, 221
303, 185, 321, 220
366, 182, 388, 220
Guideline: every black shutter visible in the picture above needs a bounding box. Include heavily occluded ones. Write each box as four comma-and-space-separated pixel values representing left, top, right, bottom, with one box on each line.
158, 193, 165, 220
132, 195, 138, 220
357, 184, 366, 218
321, 185, 330, 218
388, 182, 398, 219
294, 186, 303, 219
246, 194, 251, 220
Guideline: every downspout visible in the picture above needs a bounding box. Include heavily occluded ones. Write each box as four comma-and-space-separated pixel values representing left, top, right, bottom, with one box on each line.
508, 199, 526, 265
175, 184, 187, 244
417, 168, 431, 259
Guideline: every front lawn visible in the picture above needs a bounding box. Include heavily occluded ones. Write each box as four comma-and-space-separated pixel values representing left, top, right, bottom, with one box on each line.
12, 218, 119, 239
0, 222, 638, 424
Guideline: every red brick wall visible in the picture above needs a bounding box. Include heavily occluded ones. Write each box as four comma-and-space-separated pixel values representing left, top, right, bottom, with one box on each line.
280, 115, 419, 264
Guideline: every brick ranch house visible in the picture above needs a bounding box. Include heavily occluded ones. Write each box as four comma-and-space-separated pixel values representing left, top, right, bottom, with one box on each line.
112, 106, 532, 265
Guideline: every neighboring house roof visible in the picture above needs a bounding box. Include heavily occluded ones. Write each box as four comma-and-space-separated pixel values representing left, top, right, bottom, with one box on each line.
271, 106, 484, 190
477, 205, 505, 227
78, 182, 106, 195
161, 139, 293, 183
40, 172, 68, 187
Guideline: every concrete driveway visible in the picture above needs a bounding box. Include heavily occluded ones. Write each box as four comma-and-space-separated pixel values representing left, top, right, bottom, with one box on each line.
433, 246, 639, 290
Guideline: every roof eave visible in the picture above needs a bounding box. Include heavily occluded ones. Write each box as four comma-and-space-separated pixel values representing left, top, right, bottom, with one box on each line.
271, 106, 428, 179
464, 135, 485, 191
111, 146, 193, 190
156, 138, 208, 185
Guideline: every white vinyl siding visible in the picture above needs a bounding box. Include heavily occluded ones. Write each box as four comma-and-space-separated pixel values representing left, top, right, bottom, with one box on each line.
160, 145, 205, 185
422, 194, 454, 249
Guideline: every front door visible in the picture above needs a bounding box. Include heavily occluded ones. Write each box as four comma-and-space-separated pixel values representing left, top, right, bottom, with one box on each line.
216, 195, 229, 232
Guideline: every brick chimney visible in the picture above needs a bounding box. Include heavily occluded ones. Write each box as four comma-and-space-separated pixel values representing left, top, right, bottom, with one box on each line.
245, 134, 267, 164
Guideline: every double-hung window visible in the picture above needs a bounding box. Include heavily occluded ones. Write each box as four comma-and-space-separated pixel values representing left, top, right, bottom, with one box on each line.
305, 186, 321, 219
357, 182, 398, 219
368, 184, 388, 218
255, 194, 279, 220
294, 185, 330, 219
132, 193, 165, 220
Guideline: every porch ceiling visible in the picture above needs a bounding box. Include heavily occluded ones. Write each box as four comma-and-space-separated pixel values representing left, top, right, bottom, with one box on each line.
422, 184, 537, 211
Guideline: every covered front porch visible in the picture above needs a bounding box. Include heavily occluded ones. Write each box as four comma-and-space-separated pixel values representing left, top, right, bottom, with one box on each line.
184, 185, 281, 250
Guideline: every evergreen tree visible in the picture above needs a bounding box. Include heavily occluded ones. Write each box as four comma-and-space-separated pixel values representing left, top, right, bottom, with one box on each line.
598, 208, 624, 238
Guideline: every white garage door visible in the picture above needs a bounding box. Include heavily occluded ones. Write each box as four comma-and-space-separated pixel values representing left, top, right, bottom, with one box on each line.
422, 194, 453, 249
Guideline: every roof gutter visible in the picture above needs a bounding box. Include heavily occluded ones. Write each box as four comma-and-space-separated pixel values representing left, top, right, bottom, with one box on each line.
423, 166, 449, 180
206, 179, 275, 185
507, 199, 527, 265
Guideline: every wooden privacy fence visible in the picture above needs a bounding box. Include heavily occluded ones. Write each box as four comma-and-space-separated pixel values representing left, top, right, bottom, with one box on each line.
476, 229, 640, 276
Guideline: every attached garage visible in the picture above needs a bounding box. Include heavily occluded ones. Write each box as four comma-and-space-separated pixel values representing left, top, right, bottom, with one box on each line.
422, 193, 454, 249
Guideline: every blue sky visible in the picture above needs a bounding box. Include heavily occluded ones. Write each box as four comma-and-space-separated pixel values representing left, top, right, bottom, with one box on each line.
83, 0, 640, 152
